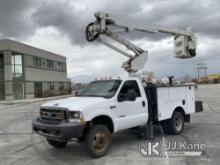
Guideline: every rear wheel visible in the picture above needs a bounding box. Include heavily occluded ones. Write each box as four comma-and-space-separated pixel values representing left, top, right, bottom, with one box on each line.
47, 139, 68, 148
162, 111, 184, 135
84, 124, 111, 158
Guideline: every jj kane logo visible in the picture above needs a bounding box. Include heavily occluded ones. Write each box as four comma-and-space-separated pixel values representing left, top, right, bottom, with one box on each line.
139, 140, 162, 157
139, 140, 206, 158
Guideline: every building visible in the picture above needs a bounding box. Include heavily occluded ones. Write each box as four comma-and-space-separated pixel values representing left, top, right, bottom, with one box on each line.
0, 39, 71, 100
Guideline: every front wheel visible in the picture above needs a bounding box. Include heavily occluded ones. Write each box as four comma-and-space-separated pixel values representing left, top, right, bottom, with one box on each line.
47, 139, 68, 148
162, 111, 184, 135
84, 124, 111, 158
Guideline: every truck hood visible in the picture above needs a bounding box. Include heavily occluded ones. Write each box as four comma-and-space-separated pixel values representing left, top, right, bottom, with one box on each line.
41, 96, 107, 110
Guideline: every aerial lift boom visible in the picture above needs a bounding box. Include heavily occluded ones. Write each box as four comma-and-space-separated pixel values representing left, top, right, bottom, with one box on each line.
86, 12, 197, 75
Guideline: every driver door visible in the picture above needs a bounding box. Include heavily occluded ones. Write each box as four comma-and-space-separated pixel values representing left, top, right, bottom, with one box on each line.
114, 80, 147, 131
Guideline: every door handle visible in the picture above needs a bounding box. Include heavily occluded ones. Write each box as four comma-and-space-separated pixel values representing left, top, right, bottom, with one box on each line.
110, 105, 116, 109
119, 115, 125, 118
142, 101, 145, 107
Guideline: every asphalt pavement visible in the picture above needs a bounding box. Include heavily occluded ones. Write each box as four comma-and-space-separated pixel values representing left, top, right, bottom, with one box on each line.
0, 84, 220, 165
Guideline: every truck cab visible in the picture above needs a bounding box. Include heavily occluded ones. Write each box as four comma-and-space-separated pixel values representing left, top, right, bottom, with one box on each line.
33, 78, 148, 135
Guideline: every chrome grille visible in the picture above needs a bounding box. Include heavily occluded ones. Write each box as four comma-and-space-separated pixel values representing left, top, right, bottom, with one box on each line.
40, 108, 67, 123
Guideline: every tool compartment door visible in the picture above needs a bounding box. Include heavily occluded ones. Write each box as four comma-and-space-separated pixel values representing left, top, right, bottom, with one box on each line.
186, 86, 195, 113
157, 86, 192, 121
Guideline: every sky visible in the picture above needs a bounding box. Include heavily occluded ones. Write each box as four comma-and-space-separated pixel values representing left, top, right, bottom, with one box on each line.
0, 0, 219, 83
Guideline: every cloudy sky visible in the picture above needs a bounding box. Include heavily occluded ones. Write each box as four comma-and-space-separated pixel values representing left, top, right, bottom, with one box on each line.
0, 0, 219, 82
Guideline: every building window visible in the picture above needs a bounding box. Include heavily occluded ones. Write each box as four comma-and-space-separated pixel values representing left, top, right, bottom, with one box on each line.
33, 57, 41, 67
33, 57, 64, 71
53, 61, 63, 71
12, 54, 23, 81
59, 82, 64, 90
42, 59, 46, 66
0, 53, 4, 81
0, 54, 4, 100
0, 82, 5, 100
0, 53, 3, 67
46, 59, 53, 69
49, 82, 54, 90
34, 82, 42, 98
13, 82, 24, 99
58, 63, 62, 70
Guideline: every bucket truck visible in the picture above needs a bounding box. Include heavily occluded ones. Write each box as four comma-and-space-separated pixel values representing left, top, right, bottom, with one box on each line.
32, 12, 203, 158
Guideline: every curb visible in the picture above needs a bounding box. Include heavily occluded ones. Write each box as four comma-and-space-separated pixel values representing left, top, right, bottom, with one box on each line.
0, 94, 73, 105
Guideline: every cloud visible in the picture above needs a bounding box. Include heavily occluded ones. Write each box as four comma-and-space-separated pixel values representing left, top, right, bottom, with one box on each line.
2, 0, 220, 44
31, 0, 144, 45
142, 0, 220, 39
31, 0, 220, 45
1, 0, 220, 43
31, 0, 88, 44
0, 0, 39, 39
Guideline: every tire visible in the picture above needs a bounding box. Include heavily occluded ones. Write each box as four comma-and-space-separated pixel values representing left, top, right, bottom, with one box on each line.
47, 139, 68, 148
84, 124, 111, 158
162, 111, 184, 135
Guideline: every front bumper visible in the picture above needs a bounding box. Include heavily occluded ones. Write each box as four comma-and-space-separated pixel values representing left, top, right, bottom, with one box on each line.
32, 118, 85, 140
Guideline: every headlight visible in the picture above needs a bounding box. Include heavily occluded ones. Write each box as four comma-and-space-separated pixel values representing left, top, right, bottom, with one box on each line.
69, 111, 84, 123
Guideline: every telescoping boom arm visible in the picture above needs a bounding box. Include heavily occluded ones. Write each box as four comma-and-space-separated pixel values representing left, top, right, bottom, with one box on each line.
86, 12, 197, 74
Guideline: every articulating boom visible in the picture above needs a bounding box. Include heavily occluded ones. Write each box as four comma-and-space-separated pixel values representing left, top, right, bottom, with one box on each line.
86, 12, 197, 74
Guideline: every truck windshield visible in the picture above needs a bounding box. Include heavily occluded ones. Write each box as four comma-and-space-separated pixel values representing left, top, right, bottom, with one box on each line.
77, 80, 122, 98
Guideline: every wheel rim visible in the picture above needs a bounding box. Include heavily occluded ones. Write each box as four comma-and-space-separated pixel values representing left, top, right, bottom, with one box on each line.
174, 114, 183, 131
92, 132, 107, 152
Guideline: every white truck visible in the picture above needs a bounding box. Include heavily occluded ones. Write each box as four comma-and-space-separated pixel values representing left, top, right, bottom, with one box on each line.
32, 12, 203, 157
